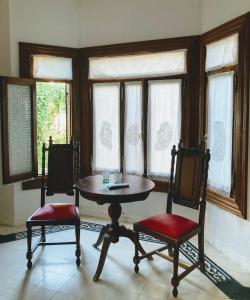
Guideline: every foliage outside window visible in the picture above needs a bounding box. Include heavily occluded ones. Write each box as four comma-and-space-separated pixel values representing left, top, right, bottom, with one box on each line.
36, 82, 70, 172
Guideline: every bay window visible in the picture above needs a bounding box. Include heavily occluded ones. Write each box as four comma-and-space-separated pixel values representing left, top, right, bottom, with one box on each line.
201, 14, 249, 219
88, 48, 188, 186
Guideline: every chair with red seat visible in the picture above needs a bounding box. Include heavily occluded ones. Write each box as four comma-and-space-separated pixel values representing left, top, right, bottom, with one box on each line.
26, 137, 81, 269
133, 139, 210, 297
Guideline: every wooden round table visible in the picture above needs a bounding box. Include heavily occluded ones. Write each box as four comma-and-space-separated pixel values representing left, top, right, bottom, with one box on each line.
77, 174, 155, 281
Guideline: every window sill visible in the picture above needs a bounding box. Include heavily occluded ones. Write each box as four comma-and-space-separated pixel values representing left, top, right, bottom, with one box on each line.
207, 190, 245, 219
22, 177, 46, 190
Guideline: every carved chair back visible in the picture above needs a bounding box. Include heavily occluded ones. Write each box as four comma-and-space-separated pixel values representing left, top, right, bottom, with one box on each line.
167, 139, 210, 224
41, 137, 80, 206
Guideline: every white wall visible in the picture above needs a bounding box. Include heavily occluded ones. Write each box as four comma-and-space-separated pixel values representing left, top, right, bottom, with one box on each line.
0, 0, 11, 75
79, 0, 201, 47
0, 0, 15, 226
8, 0, 81, 76
201, 0, 250, 33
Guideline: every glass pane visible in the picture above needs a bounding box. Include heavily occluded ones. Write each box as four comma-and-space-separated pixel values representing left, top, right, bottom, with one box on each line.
33, 55, 73, 80
147, 79, 182, 179
92, 83, 120, 172
206, 34, 238, 71
124, 82, 144, 175
36, 82, 69, 173
207, 72, 234, 196
89, 50, 187, 79
7, 84, 32, 176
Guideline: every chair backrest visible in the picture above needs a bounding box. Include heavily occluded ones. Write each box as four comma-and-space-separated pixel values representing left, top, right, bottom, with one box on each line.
167, 139, 210, 212
41, 137, 80, 204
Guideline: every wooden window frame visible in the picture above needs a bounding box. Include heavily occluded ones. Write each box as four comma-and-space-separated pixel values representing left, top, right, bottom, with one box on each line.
200, 13, 250, 219
0, 77, 38, 184
80, 36, 200, 192
19, 43, 80, 190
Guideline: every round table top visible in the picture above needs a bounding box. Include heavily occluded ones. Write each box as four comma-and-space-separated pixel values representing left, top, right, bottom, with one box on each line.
77, 174, 155, 204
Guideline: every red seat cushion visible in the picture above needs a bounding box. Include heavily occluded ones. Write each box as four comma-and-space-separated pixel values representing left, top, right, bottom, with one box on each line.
31, 203, 77, 221
138, 214, 199, 239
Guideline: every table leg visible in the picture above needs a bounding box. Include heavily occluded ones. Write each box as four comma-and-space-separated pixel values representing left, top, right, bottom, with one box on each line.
93, 202, 151, 281
119, 225, 150, 257
93, 233, 112, 281
93, 224, 110, 248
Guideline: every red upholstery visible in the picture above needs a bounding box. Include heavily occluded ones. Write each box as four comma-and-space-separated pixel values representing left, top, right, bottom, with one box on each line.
31, 203, 77, 221
138, 214, 199, 239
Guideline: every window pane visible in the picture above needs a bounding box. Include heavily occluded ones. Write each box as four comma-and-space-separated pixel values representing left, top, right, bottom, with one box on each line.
36, 82, 69, 173
124, 82, 144, 175
206, 34, 238, 71
92, 83, 120, 172
207, 72, 234, 196
89, 50, 187, 79
7, 84, 33, 176
33, 55, 73, 80
147, 79, 182, 179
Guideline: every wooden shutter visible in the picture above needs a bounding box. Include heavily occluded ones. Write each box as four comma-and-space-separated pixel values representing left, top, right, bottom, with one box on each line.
0, 77, 37, 183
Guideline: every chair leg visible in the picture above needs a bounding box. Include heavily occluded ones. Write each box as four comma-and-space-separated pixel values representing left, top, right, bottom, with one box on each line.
41, 225, 46, 243
198, 231, 205, 273
171, 246, 179, 297
133, 228, 140, 273
26, 225, 33, 269
75, 223, 81, 266
168, 244, 173, 257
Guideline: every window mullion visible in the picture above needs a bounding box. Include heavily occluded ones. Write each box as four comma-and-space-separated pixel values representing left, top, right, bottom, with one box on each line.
120, 82, 125, 173
143, 79, 148, 176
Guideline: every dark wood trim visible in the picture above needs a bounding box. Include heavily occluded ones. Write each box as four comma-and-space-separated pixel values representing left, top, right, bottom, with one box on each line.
200, 13, 250, 219
120, 82, 125, 172
19, 42, 80, 139
80, 36, 199, 57
0, 76, 38, 184
88, 74, 186, 83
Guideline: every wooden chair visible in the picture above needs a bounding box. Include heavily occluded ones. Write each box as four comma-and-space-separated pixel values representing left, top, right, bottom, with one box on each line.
26, 137, 81, 269
133, 139, 210, 297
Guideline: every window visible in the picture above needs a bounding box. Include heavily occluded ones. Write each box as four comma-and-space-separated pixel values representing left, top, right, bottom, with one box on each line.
89, 49, 186, 183
32, 55, 72, 173
205, 34, 238, 197
0, 43, 79, 186
201, 14, 249, 219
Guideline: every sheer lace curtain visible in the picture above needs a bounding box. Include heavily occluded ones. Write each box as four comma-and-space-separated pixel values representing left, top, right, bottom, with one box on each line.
205, 33, 238, 197
147, 79, 182, 179
206, 34, 238, 71
124, 82, 144, 175
92, 83, 120, 172
89, 50, 186, 80
33, 55, 73, 80
207, 73, 234, 196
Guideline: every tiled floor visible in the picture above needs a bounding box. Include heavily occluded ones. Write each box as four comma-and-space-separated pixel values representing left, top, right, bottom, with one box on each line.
0, 217, 249, 300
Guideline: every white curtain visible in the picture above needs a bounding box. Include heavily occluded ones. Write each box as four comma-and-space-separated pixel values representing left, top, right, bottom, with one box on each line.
147, 79, 181, 179
92, 83, 120, 172
124, 82, 144, 175
206, 34, 238, 71
33, 55, 73, 80
89, 50, 187, 79
207, 72, 234, 196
